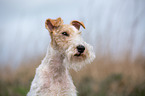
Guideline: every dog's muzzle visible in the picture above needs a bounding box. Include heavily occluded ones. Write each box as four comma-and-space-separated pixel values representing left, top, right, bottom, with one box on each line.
74, 45, 85, 56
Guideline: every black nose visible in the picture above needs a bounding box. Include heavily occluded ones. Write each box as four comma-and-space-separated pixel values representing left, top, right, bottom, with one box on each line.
77, 45, 85, 53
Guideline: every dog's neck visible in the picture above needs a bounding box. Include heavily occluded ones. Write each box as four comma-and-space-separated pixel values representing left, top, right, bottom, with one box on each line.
38, 46, 76, 94
43, 46, 69, 82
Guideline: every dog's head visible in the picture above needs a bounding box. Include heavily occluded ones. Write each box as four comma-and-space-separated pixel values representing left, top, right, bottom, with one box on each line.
45, 17, 95, 71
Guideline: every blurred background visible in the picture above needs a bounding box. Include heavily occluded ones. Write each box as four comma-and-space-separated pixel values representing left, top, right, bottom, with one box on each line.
0, 0, 145, 96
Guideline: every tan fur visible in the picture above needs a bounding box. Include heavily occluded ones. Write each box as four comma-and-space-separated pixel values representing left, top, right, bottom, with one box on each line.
70, 20, 85, 30
27, 17, 95, 96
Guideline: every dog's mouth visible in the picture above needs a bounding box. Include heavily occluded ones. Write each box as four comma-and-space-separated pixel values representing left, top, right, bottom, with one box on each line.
73, 51, 87, 61
74, 52, 82, 57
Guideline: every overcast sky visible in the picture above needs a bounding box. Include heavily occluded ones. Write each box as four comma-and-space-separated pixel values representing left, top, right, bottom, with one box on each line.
0, 0, 145, 66
0, 0, 88, 66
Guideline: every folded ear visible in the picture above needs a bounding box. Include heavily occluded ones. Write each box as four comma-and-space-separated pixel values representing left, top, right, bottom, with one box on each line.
70, 20, 85, 30
45, 17, 63, 32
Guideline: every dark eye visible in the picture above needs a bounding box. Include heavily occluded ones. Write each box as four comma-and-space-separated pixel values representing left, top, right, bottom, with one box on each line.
62, 32, 69, 36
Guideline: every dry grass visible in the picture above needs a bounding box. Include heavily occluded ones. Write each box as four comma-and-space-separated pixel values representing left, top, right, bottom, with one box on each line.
71, 54, 145, 96
0, 53, 145, 96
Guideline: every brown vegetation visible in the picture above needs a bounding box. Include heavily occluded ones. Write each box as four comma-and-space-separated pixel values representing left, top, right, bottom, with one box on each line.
0, 52, 145, 96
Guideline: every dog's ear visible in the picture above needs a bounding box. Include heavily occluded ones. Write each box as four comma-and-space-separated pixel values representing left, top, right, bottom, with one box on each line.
71, 20, 85, 30
45, 17, 63, 32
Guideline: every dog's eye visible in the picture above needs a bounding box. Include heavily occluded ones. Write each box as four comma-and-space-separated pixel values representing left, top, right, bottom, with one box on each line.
62, 32, 69, 36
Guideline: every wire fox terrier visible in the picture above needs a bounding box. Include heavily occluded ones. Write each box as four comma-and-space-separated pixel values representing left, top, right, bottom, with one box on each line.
27, 17, 95, 96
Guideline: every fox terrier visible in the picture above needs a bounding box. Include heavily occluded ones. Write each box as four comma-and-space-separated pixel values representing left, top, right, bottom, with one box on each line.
27, 17, 95, 96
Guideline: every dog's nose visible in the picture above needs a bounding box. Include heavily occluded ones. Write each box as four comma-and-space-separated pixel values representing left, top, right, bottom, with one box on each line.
77, 45, 85, 53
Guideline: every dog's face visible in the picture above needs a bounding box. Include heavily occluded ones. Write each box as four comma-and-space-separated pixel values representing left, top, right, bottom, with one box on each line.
45, 18, 95, 71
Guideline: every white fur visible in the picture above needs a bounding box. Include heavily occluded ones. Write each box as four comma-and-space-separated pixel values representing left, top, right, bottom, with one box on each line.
27, 24, 95, 96
65, 42, 95, 71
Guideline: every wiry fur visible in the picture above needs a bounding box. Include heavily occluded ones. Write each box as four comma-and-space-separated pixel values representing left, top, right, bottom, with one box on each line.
27, 18, 95, 96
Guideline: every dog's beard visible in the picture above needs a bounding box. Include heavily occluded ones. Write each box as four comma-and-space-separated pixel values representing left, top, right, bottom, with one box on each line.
64, 42, 96, 71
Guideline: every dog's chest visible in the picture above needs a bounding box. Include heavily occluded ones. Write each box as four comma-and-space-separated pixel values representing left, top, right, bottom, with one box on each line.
40, 69, 76, 96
